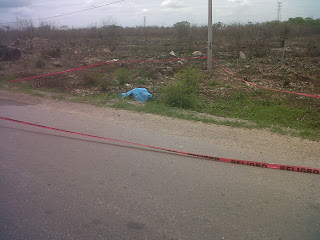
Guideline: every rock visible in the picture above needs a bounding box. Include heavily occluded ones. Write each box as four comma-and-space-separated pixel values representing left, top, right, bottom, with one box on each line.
0, 45, 22, 61
86, 57, 101, 64
169, 51, 176, 56
240, 51, 246, 60
52, 61, 62, 67
192, 51, 203, 57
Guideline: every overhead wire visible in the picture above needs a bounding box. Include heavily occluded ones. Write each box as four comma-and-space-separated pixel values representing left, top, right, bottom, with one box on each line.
0, 0, 125, 26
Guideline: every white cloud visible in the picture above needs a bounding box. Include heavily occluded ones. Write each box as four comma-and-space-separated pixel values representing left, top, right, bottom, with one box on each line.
161, 0, 188, 9
136, 8, 150, 15
11, 7, 33, 15
0, 0, 319, 27
227, 0, 249, 4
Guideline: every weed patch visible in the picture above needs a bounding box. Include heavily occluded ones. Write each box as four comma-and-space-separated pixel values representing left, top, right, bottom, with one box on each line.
39, 87, 64, 93
52, 94, 66, 100
0, 63, 5, 71
209, 80, 220, 87
160, 68, 203, 110
31, 92, 46, 97
87, 93, 114, 106
33, 55, 46, 68
71, 95, 87, 103
137, 78, 147, 85
114, 68, 129, 85
207, 91, 320, 139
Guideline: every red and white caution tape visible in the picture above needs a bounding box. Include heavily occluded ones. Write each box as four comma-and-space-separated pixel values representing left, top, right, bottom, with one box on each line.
8, 56, 207, 83
8, 55, 319, 99
1, 116, 319, 175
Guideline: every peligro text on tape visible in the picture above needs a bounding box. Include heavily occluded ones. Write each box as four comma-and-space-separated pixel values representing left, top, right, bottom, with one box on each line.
227, 159, 319, 174
1, 116, 319, 175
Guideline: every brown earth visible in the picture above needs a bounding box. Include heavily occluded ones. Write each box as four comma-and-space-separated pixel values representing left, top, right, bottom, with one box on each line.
0, 36, 319, 100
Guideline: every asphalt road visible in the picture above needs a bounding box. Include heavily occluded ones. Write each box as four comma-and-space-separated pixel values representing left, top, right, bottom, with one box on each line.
0, 98, 319, 240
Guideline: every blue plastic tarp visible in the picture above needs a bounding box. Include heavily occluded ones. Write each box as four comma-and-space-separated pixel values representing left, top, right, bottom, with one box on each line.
120, 88, 153, 103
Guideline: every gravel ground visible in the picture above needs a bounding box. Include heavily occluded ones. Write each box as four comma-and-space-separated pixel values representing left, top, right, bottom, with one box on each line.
0, 90, 319, 168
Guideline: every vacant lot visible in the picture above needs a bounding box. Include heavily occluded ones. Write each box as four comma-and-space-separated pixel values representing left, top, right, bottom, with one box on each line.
0, 18, 319, 139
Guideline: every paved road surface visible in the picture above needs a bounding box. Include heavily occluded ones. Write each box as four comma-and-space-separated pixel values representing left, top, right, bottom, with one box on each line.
0, 97, 319, 240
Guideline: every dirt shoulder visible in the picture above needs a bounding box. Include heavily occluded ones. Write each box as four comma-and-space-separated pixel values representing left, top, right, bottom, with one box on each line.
0, 90, 319, 167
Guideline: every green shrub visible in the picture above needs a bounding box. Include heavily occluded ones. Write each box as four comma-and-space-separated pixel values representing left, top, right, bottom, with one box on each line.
114, 68, 129, 85
161, 68, 203, 109
82, 72, 98, 86
137, 78, 147, 85
82, 71, 113, 91
209, 80, 219, 86
162, 82, 201, 109
34, 55, 46, 68
176, 67, 201, 93
97, 78, 115, 92
143, 69, 158, 80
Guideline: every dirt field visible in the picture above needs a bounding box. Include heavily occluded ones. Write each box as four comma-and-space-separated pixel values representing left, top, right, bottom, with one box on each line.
1, 89, 319, 168
0, 22, 319, 98
0, 21, 319, 141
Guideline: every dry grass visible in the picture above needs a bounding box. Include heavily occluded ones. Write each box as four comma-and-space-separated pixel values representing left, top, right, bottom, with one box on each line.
0, 18, 319, 139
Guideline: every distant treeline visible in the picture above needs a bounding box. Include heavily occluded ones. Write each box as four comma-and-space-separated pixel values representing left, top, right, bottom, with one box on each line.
288, 17, 320, 26
0, 17, 319, 59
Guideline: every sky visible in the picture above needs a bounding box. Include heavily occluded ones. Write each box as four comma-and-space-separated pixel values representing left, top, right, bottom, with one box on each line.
0, 0, 319, 28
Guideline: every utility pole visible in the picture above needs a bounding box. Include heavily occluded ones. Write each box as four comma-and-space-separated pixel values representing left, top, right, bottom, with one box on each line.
207, 0, 213, 70
277, 2, 282, 21
143, 16, 147, 44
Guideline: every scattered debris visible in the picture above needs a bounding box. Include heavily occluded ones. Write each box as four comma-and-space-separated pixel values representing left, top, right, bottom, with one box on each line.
169, 51, 176, 57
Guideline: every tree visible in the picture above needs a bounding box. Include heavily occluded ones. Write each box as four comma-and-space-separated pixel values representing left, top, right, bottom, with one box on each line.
173, 21, 191, 40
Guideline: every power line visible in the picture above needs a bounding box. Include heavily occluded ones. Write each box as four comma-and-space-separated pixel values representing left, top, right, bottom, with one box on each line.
0, 0, 125, 25
212, 1, 282, 7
